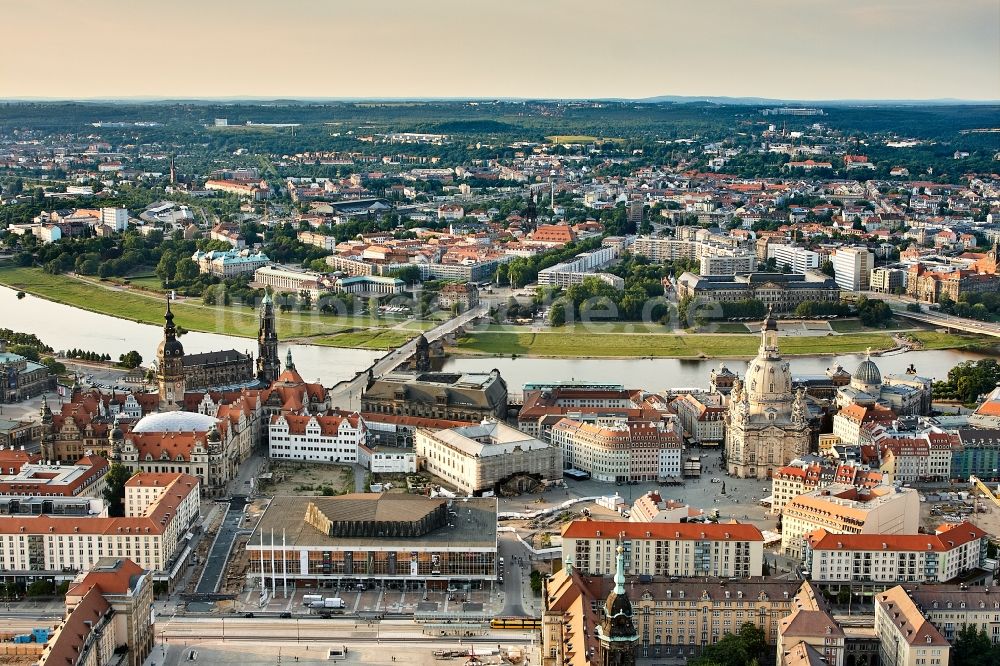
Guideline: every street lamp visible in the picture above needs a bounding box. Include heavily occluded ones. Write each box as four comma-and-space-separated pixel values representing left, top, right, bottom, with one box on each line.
221, 617, 225, 642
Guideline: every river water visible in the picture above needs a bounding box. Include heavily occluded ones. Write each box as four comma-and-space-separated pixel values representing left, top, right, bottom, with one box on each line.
440, 349, 988, 395
0, 286, 381, 387
0, 284, 988, 393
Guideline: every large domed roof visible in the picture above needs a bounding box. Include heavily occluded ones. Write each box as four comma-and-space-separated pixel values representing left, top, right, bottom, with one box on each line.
745, 356, 792, 405
853, 356, 882, 387
132, 411, 219, 434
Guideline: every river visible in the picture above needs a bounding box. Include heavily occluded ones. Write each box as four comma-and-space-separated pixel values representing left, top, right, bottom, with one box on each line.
0, 284, 987, 393
0, 286, 382, 387
440, 349, 988, 395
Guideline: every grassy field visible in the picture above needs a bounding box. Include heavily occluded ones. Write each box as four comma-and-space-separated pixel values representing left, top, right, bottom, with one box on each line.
709, 322, 752, 334
829, 318, 910, 333
546, 135, 598, 143
452, 330, 907, 357
313, 329, 417, 349
906, 331, 997, 352
121, 275, 163, 292
828, 319, 865, 333
0, 266, 394, 341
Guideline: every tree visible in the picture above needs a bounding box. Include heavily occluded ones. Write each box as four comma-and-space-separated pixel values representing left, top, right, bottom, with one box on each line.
690, 622, 766, 666
118, 350, 143, 369
102, 463, 134, 517
390, 265, 422, 285
952, 623, 1000, 666
819, 260, 835, 277
155, 250, 177, 285
174, 258, 199, 282
548, 301, 567, 327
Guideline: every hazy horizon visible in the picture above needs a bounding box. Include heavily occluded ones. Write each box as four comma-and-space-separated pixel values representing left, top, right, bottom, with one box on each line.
2, 0, 999, 101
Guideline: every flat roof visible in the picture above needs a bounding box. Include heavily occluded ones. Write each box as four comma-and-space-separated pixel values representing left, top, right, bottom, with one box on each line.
249, 495, 497, 551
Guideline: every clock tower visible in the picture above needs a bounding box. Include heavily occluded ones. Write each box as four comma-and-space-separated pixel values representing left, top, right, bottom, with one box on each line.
157, 297, 186, 411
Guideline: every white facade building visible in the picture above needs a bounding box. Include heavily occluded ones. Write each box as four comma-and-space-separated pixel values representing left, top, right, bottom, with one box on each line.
767, 244, 820, 274
832, 247, 873, 292
100, 207, 129, 231
268, 412, 367, 464
781, 485, 920, 559
0, 473, 199, 579
804, 521, 987, 587
561, 520, 764, 578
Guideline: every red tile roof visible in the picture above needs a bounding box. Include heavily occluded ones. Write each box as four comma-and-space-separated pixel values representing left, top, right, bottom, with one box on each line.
561, 519, 763, 541
808, 521, 985, 552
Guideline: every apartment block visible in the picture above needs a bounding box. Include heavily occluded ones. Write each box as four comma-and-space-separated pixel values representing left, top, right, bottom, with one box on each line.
0, 473, 199, 582
804, 521, 988, 589
832, 247, 873, 292
550, 417, 682, 483
39, 558, 155, 666
562, 520, 764, 578
874, 586, 950, 666
768, 244, 820, 274
780, 485, 919, 559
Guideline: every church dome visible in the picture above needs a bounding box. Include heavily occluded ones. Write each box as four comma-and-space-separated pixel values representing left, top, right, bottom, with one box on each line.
132, 411, 218, 434
745, 355, 792, 405
853, 357, 882, 387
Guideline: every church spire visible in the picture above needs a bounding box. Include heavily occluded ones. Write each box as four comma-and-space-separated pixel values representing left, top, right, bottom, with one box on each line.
285, 348, 295, 371
760, 305, 779, 355
613, 544, 626, 595
164, 295, 176, 337
257, 292, 279, 384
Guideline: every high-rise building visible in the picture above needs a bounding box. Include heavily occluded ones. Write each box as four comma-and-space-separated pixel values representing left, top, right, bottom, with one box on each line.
832, 247, 873, 291
767, 244, 820, 274
257, 293, 280, 384
100, 207, 129, 231
627, 200, 643, 230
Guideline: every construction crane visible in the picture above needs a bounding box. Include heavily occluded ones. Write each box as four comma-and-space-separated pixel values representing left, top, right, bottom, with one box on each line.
969, 476, 1000, 509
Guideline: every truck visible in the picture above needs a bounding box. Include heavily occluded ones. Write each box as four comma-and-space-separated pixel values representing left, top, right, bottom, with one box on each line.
323, 597, 346, 609
302, 594, 323, 606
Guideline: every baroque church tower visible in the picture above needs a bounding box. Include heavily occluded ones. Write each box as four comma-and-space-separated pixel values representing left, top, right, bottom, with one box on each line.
256, 292, 280, 384
596, 544, 638, 666
725, 308, 810, 479
157, 297, 186, 411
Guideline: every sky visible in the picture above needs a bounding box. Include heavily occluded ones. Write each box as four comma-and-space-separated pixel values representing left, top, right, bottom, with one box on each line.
2, 0, 999, 101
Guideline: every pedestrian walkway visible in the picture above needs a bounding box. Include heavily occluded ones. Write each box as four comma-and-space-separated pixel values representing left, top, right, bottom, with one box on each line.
195, 497, 247, 594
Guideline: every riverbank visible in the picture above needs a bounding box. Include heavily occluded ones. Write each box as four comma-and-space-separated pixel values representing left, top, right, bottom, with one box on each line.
0, 265, 420, 349
448, 329, 997, 359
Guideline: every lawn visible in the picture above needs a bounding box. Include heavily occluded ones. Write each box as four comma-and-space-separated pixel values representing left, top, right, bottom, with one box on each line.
546, 135, 625, 144
829, 318, 910, 333
907, 331, 997, 351
0, 266, 390, 341
546, 135, 598, 143
708, 322, 751, 334
452, 331, 901, 358
399, 320, 440, 331
123, 275, 164, 292
828, 319, 865, 333
313, 329, 417, 349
